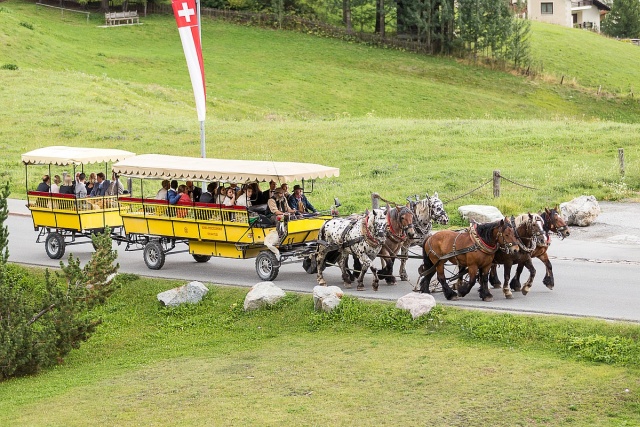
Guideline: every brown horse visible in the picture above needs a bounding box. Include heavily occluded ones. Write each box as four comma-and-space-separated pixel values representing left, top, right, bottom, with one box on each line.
489, 213, 545, 298
509, 207, 570, 292
418, 219, 519, 302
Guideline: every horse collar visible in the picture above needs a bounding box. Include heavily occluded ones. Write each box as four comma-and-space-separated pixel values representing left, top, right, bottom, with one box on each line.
470, 224, 498, 254
363, 214, 382, 247
386, 211, 407, 242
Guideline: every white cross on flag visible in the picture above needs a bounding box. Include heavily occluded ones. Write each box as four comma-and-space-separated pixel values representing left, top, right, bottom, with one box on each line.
172, 0, 206, 122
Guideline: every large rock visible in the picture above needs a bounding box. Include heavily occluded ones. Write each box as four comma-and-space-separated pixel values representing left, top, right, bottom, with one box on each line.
396, 293, 436, 319
244, 282, 286, 311
313, 285, 344, 312
157, 281, 208, 307
458, 205, 503, 224
560, 195, 601, 227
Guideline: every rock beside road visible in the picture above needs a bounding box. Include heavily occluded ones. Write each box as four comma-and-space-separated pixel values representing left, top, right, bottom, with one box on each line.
560, 195, 601, 227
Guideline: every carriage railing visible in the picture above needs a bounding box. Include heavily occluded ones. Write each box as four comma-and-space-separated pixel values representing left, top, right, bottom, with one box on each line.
27, 192, 120, 213
118, 198, 251, 225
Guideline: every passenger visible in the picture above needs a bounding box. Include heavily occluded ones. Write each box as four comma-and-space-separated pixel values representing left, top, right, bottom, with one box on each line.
222, 187, 236, 206
74, 173, 88, 199
50, 175, 61, 194
288, 184, 317, 215
186, 181, 202, 202
268, 188, 297, 220
106, 172, 124, 196
229, 183, 240, 194
155, 180, 170, 200
249, 183, 262, 203
90, 172, 110, 197
199, 182, 217, 204
216, 186, 227, 204
280, 183, 290, 199
36, 175, 50, 192
86, 173, 97, 195
167, 180, 181, 205
258, 180, 277, 204
235, 186, 253, 207
59, 174, 74, 194
175, 184, 191, 218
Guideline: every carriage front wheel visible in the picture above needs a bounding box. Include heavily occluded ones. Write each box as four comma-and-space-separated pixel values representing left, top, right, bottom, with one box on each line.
144, 241, 166, 270
45, 232, 65, 259
255, 251, 279, 281
192, 254, 211, 263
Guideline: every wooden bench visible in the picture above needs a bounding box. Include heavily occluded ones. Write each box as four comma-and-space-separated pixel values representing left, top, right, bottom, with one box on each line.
105, 11, 140, 26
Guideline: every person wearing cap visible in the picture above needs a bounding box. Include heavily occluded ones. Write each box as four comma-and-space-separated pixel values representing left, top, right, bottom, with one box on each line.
268, 187, 297, 220
288, 184, 317, 215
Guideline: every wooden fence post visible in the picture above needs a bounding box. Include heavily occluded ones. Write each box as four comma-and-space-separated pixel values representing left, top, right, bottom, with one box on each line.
619, 148, 625, 177
493, 170, 500, 198
371, 193, 380, 210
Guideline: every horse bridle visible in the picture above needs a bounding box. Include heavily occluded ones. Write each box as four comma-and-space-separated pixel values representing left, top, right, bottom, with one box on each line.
496, 220, 516, 252
543, 210, 568, 240
509, 215, 542, 253
387, 206, 415, 241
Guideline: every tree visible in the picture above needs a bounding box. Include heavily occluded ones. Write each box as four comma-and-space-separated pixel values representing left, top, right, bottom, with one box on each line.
602, 0, 640, 38
507, 15, 531, 69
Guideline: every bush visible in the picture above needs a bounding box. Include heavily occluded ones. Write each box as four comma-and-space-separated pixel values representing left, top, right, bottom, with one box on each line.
1, 64, 18, 70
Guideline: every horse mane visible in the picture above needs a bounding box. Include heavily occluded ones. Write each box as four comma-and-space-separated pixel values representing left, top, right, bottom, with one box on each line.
475, 220, 502, 244
514, 213, 543, 228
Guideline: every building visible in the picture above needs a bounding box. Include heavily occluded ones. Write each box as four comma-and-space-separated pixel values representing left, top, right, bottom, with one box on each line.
527, 0, 611, 32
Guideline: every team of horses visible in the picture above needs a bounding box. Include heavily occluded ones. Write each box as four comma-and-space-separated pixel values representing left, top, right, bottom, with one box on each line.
315, 193, 570, 302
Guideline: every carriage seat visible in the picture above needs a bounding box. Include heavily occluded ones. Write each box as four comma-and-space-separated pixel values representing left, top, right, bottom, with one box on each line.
249, 203, 269, 215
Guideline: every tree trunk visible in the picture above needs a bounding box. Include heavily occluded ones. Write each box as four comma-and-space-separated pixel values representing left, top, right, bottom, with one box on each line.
375, 0, 385, 37
343, 0, 352, 33
101, 0, 109, 12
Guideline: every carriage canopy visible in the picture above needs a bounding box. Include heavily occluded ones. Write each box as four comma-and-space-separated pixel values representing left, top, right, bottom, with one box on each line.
22, 146, 136, 166
112, 154, 340, 183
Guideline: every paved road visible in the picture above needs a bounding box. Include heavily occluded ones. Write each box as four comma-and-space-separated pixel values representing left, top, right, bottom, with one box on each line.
7, 199, 640, 322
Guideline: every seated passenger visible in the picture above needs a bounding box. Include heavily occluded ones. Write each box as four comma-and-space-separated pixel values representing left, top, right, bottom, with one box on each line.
167, 180, 181, 205
268, 188, 297, 220
257, 180, 277, 204
175, 184, 191, 218
59, 174, 74, 194
51, 175, 61, 194
74, 173, 88, 199
280, 183, 290, 199
85, 173, 97, 195
186, 181, 202, 202
199, 182, 217, 204
106, 173, 125, 196
90, 172, 110, 197
235, 186, 253, 207
288, 185, 317, 215
36, 175, 50, 192
216, 186, 227, 204
155, 180, 170, 200
222, 187, 236, 206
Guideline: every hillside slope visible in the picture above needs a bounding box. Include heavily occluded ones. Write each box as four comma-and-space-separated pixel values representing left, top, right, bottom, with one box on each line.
0, 0, 639, 122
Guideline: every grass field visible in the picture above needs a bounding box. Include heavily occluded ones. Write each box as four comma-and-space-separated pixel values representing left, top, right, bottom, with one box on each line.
1, 271, 639, 426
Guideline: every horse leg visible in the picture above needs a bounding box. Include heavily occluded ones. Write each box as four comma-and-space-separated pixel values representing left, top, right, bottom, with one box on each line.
489, 264, 502, 289
399, 243, 409, 281
370, 264, 380, 291
454, 265, 468, 291
339, 253, 352, 289
457, 265, 478, 298
478, 266, 494, 302
351, 255, 361, 283
437, 263, 458, 301
383, 257, 397, 285
521, 258, 537, 295
502, 261, 513, 299
509, 262, 524, 292
418, 256, 436, 294
316, 246, 329, 286
539, 252, 554, 290
356, 258, 370, 291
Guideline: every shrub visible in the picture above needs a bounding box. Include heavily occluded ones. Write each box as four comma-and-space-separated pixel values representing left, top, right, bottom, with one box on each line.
1, 64, 18, 70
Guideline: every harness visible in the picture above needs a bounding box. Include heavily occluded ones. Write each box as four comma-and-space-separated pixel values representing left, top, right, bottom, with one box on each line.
362, 213, 383, 248
386, 207, 414, 244
542, 210, 568, 242
469, 223, 499, 254
511, 215, 538, 253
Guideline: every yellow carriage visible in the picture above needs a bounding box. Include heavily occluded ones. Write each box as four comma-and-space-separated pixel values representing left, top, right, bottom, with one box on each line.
112, 154, 339, 280
22, 146, 135, 259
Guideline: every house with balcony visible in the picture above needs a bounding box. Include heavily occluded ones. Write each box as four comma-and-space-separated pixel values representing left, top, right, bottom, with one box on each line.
527, 0, 610, 32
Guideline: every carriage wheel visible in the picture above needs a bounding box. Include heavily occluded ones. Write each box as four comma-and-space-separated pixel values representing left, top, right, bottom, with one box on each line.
255, 251, 279, 281
143, 241, 166, 270
192, 254, 211, 263
45, 232, 65, 259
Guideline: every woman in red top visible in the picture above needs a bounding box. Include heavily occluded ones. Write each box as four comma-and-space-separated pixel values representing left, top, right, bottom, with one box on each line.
176, 184, 191, 218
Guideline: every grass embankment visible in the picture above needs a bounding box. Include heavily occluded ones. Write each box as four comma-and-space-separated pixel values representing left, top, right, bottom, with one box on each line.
0, 0, 639, 220
1, 270, 639, 426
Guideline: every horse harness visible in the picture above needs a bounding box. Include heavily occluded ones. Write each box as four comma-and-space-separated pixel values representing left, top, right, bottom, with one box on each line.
322, 214, 382, 253
510, 215, 539, 253
541, 210, 569, 242
386, 206, 413, 244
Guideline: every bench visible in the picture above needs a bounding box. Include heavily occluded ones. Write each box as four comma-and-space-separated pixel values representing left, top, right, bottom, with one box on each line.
105, 11, 140, 26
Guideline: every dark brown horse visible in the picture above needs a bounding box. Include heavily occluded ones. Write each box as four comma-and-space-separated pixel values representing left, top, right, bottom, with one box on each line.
489, 213, 545, 298
509, 207, 570, 292
418, 219, 520, 302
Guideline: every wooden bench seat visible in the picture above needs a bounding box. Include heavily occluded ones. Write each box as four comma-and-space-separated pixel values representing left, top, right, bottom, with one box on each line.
105, 11, 140, 26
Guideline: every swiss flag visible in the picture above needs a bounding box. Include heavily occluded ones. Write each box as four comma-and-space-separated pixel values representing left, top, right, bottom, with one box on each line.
172, 0, 206, 122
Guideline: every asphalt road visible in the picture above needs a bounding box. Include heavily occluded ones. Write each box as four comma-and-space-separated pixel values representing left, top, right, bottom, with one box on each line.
7, 199, 640, 322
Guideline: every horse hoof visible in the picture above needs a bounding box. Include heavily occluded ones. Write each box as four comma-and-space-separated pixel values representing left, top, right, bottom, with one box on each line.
505, 294, 513, 299
386, 281, 396, 286
483, 296, 494, 302
344, 283, 352, 289
545, 284, 554, 290
357, 286, 365, 291
522, 289, 529, 296
318, 279, 327, 286
400, 274, 409, 281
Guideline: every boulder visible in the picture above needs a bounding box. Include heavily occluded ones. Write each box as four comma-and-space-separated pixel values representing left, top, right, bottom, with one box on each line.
313, 285, 344, 312
396, 293, 436, 319
244, 282, 286, 311
560, 195, 600, 227
458, 205, 503, 224
157, 281, 208, 307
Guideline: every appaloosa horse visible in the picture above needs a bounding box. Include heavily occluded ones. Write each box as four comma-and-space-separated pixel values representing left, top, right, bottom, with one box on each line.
508, 207, 570, 292
400, 193, 449, 282
418, 219, 519, 301
316, 209, 388, 291
489, 213, 546, 298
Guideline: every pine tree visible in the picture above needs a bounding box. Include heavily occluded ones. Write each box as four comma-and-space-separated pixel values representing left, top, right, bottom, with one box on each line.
602, 0, 640, 38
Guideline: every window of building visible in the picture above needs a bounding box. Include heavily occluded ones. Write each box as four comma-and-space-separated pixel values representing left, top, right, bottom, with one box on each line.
541, 2, 553, 14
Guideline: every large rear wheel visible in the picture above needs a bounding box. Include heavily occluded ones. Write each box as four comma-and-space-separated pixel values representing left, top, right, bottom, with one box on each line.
45, 232, 65, 259
144, 241, 166, 270
255, 251, 279, 281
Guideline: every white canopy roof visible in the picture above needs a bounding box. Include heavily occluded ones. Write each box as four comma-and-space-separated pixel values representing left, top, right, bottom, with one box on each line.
22, 146, 136, 166
112, 154, 340, 183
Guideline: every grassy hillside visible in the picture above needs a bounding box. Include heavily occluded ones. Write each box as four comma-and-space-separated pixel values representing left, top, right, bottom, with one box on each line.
1, 271, 639, 426
0, 0, 639, 218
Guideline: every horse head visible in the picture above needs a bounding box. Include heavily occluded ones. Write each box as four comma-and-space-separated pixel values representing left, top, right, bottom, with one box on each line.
369, 209, 388, 242
394, 204, 415, 239
543, 207, 570, 240
428, 192, 449, 225
496, 218, 520, 254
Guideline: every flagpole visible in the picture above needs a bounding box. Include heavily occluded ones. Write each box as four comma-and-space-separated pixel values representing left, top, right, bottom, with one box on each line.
197, 0, 205, 158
